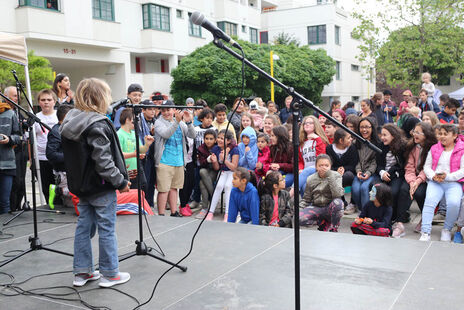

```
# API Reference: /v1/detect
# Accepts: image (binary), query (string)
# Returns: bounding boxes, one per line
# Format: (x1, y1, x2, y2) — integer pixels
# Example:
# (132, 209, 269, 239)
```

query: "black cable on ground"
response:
(132, 46, 247, 310)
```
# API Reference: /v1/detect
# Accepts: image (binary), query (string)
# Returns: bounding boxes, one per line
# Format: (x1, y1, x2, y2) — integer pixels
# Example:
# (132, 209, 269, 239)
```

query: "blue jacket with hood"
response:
(238, 127, 258, 170)
(228, 182, 260, 225)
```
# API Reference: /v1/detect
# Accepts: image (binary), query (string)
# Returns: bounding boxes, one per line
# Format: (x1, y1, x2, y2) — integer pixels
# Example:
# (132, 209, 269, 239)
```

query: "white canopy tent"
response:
(449, 87, 464, 100)
(0, 32, 46, 206)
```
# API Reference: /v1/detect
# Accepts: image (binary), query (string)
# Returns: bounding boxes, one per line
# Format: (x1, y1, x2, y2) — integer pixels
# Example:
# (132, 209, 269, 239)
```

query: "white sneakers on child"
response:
(419, 232, 431, 242)
(440, 229, 452, 242)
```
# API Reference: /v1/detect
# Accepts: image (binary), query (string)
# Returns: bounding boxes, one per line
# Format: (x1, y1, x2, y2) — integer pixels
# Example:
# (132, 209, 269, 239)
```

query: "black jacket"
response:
(326, 144, 359, 174)
(46, 124, 65, 172)
(260, 190, 293, 227)
(60, 109, 128, 197)
(375, 143, 405, 180)
(359, 201, 392, 230)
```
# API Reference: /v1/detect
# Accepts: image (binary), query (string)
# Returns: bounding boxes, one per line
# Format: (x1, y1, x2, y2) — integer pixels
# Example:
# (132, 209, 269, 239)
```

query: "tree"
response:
(0, 50, 54, 96)
(170, 40, 335, 108)
(273, 32, 300, 46)
(352, 0, 464, 93)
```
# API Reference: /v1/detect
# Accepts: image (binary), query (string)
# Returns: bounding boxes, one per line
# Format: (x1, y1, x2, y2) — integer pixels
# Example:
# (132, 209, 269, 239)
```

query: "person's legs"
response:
(222, 171, 234, 214)
(0, 174, 14, 214)
(396, 180, 412, 223)
(298, 167, 316, 195)
(284, 172, 294, 188)
(156, 164, 174, 214)
(168, 188, 179, 214)
(351, 176, 361, 207)
(93, 191, 119, 277)
(144, 157, 156, 207)
(359, 176, 374, 209)
(191, 167, 201, 204)
(421, 181, 444, 234)
(413, 183, 427, 212)
(73, 197, 97, 275)
(179, 162, 194, 208)
(324, 198, 344, 231)
(299, 205, 323, 227)
(39, 160, 55, 202)
(443, 182, 463, 232)
(209, 171, 226, 214)
(390, 178, 404, 222)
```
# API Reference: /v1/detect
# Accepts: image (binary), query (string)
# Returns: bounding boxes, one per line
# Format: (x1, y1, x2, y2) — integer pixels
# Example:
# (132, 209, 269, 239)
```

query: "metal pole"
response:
(270, 50, 275, 102)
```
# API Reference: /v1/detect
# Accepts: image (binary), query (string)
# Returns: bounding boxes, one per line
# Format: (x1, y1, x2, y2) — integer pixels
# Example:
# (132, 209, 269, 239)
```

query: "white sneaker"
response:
(99, 272, 130, 288)
(73, 270, 100, 287)
(440, 229, 452, 242)
(419, 232, 431, 242)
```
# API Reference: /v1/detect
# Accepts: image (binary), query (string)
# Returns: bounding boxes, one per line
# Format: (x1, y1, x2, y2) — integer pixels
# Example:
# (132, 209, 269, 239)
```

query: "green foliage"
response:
(352, 0, 464, 92)
(170, 40, 335, 108)
(273, 32, 301, 46)
(0, 50, 53, 95)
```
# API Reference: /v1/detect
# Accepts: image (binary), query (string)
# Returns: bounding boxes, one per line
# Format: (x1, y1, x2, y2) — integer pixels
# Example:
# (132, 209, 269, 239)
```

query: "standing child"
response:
(298, 115, 329, 195)
(351, 183, 392, 237)
(238, 126, 258, 171)
(269, 126, 294, 188)
(254, 133, 270, 181)
(421, 72, 435, 106)
(198, 129, 239, 221)
(299, 154, 344, 231)
(212, 103, 236, 139)
(61, 78, 130, 288)
(259, 171, 293, 227)
(196, 129, 218, 216)
(228, 167, 260, 224)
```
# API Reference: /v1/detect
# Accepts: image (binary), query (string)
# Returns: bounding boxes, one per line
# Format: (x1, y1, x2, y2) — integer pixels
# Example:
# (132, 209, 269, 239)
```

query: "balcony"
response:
(15, 5, 66, 37)
(92, 19, 121, 46)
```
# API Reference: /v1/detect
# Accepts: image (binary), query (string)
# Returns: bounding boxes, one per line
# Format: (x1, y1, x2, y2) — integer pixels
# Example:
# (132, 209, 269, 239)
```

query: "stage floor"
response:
(0, 208, 463, 310)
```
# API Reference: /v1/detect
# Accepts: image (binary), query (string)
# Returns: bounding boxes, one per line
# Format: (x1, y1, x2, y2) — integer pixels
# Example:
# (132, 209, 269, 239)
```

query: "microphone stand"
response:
(0, 91, 73, 268)
(3, 71, 64, 227)
(117, 104, 203, 272)
(211, 36, 382, 310)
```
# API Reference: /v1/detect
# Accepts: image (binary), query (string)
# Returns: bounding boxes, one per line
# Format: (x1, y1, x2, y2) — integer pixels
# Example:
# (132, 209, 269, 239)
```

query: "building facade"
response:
(1, 0, 373, 107)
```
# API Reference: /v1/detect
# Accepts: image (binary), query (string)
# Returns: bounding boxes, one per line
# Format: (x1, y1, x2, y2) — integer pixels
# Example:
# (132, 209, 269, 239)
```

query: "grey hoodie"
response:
(60, 109, 128, 195)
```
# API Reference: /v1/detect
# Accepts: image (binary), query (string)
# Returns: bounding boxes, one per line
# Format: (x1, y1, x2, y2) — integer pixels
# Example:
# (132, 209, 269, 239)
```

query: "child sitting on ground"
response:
(299, 154, 344, 232)
(255, 133, 270, 181)
(259, 171, 293, 227)
(228, 167, 260, 225)
(351, 183, 393, 237)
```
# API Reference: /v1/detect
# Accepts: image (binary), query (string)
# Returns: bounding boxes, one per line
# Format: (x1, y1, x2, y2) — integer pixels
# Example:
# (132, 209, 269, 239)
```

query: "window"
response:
(19, 0, 59, 10)
(92, 0, 114, 21)
(250, 27, 258, 44)
(242, 25, 247, 33)
(351, 96, 360, 102)
(260, 31, 268, 44)
(142, 4, 170, 31)
(188, 12, 201, 37)
(176, 9, 182, 18)
(307, 25, 326, 45)
(217, 21, 238, 37)
(351, 64, 359, 71)
(317, 0, 328, 4)
(336, 61, 341, 80)
(335, 25, 340, 45)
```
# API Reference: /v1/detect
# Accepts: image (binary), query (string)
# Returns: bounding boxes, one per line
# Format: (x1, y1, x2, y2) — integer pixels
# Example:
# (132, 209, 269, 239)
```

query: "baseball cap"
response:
(185, 97, 194, 105)
(249, 100, 258, 110)
(141, 99, 154, 106)
(162, 100, 174, 106)
(127, 83, 144, 94)
(402, 90, 412, 96)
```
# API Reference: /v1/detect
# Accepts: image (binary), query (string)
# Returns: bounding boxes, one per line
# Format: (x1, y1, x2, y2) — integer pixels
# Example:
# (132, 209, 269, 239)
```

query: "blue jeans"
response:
(351, 175, 374, 209)
(0, 174, 13, 214)
(73, 190, 119, 277)
(421, 181, 463, 234)
(298, 167, 316, 197)
(280, 172, 294, 188)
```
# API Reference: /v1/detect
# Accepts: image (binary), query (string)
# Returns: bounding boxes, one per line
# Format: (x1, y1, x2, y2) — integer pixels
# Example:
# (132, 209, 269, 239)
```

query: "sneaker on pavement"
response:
(195, 209, 207, 219)
(440, 228, 452, 242)
(453, 231, 463, 244)
(99, 272, 130, 288)
(392, 222, 406, 238)
(414, 220, 422, 233)
(206, 212, 214, 221)
(419, 232, 431, 242)
(49, 184, 56, 209)
(432, 213, 446, 224)
(73, 271, 100, 287)
(180, 205, 192, 217)
(170, 211, 182, 217)
(344, 204, 357, 215)
(223, 213, 228, 222)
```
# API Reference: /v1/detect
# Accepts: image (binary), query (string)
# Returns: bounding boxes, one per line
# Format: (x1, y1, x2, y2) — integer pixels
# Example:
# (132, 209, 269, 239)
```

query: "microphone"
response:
(190, 11, 242, 50)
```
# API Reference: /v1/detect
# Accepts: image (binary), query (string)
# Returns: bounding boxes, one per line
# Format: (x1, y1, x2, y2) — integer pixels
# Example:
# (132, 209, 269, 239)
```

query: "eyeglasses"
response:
(410, 130, 424, 136)
(360, 126, 372, 130)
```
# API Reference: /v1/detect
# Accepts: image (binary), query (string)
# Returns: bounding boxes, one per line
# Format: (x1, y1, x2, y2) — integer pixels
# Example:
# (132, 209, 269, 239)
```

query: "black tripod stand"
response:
(0, 91, 73, 268)
(3, 71, 64, 226)
(118, 104, 187, 272)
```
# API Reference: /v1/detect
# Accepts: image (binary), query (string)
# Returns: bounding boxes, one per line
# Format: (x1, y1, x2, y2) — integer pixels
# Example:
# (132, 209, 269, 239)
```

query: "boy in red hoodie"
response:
(255, 133, 270, 181)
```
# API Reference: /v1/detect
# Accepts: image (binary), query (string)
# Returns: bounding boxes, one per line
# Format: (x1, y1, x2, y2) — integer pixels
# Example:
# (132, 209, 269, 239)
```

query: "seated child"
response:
(255, 133, 270, 180)
(228, 167, 260, 224)
(299, 154, 344, 231)
(324, 120, 337, 144)
(249, 100, 264, 131)
(351, 183, 392, 237)
(238, 126, 258, 171)
(259, 171, 293, 227)
(197, 129, 218, 214)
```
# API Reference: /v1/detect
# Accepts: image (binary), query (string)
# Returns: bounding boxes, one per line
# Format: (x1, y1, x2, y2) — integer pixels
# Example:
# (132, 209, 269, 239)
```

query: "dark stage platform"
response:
(0, 209, 463, 310)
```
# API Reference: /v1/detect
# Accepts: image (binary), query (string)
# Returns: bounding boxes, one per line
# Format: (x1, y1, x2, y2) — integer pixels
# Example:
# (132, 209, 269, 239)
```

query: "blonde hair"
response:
(264, 114, 281, 126)
(422, 111, 439, 126)
(409, 107, 420, 117)
(422, 72, 431, 80)
(299, 115, 329, 145)
(75, 78, 112, 114)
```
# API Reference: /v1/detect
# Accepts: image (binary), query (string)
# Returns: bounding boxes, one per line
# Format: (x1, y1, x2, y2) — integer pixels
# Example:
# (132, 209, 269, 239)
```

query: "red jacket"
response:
(298, 137, 326, 170)
(255, 146, 270, 179)
(269, 143, 293, 173)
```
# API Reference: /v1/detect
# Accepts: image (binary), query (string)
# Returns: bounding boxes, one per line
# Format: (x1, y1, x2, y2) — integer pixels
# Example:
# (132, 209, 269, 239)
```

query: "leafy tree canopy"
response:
(0, 50, 54, 98)
(170, 40, 335, 108)
(273, 32, 300, 46)
(352, 0, 464, 93)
